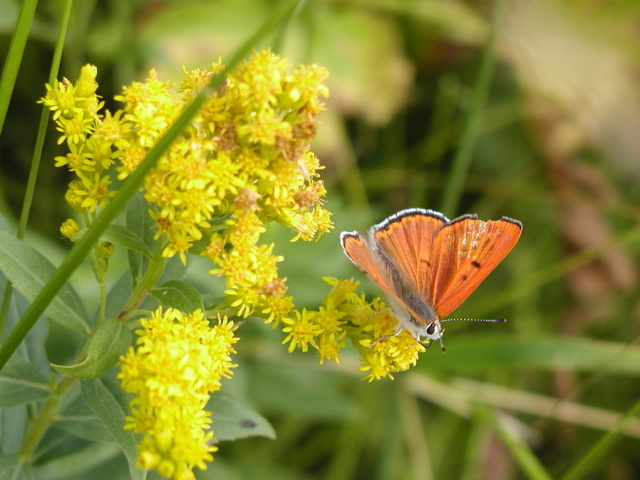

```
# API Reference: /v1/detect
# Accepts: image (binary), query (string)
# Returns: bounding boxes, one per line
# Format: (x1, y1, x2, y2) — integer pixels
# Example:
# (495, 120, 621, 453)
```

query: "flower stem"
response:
(19, 375, 76, 460)
(119, 244, 167, 321)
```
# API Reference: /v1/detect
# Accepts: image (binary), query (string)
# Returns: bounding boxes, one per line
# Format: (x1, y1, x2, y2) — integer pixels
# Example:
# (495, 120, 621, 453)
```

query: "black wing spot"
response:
(471, 261, 481, 269)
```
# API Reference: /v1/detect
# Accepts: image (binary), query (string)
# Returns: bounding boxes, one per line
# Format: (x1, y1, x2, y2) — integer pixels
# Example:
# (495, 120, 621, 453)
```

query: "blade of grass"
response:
(453, 378, 640, 439)
(402, 372, 640, 438)
(0, 0, 38, 133)
(0, 0, 303, 371)
(404, 373, 551, 479)
(440, 0, 506, 216)
(18, 0, 73, 240)
(397, 389, 434, 480)
(475, 405, 553, 480)
(0, 0, 74, 340)
(271, 0, 308, 53)
(559, 397, 640, 480)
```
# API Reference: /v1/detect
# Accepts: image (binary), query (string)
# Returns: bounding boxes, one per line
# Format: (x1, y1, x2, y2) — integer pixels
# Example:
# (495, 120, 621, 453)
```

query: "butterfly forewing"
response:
(340, 232, 398, 298)
(371, 209, 447, 296)
(430, 216, 522, 318)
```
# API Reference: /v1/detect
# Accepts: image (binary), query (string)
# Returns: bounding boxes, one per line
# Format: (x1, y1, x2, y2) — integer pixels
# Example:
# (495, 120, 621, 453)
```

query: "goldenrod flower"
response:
(281, 309, 321, 353)
(64, 180, 87, 212)
(96, 241, 114, 259)
(55, 112, 94, 146)
(60, 219, 80, 240)
(119, 308, 237, 479)
(314, 306, 347, 363)
(281, 278, 426, 381)
(41, 64, 115, 219)
(54, 150, 90, 173)
(77, 174, 114, 213)
(260, 288, 295, 325)
(40, 79, 82, 121)
(75, 63, 99, 99)
(42, 52, 332, 330)
(44, 55, 413, 387)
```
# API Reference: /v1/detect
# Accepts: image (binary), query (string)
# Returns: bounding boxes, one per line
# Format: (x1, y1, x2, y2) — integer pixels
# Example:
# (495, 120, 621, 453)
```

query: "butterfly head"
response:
(415, 319, 446, 352)
(422, 320, 444, 341)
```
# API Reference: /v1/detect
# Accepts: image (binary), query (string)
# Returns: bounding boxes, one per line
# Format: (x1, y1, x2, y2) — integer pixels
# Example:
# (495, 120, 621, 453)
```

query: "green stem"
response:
(96, 256, 107, 327)
(119, 244, 167, 321)
(19, 375, 76, 460)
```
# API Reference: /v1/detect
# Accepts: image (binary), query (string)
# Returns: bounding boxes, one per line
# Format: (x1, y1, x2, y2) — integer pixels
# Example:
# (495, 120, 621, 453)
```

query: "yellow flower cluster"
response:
(188, 51, 332, 321)
(41, 50, 333, 325)
(40, 64, 116, 216)
(118, 307, 237, 480)
(283, 278, 425, 381)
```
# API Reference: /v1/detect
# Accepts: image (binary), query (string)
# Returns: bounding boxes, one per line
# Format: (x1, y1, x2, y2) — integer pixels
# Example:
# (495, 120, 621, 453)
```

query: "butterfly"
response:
(340, 208, 522, 350)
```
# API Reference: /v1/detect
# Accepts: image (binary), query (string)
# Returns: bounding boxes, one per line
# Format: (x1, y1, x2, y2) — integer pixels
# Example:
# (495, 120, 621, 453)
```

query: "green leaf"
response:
(207, 395, 275, 441)
(103, 225, 152, 257)
(247, 361, 355, 420)
(1, 405, 28, 453)
(9, 293, 50, 375)
(56, 392, 114, 443)
(52, 318, 132, 380)
(0, 355, 51, 407)
(419, 335, 640, 374)
(0, 230, 91, 335)
(0, 454, 33, 480)
(126, 191, 154, 286)
(149, 280, 205, 313)
(104, 272, 133, 320)
(81, 375, 145, 480)
(32, 443, 123, 480)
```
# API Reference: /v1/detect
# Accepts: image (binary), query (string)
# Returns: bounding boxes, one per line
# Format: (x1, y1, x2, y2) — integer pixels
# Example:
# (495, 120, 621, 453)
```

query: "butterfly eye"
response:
(426, 324, 436, 335)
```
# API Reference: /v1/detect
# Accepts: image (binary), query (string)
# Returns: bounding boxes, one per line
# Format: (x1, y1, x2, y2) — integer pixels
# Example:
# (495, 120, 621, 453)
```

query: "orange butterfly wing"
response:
(342, 209, 449, 328)
(370, 208, 447, 297)
(340, 231, 398, 298)
(430, 216, 522, 318)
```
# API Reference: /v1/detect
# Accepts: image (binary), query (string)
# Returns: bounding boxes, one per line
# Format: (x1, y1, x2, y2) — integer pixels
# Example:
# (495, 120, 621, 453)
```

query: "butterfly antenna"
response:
(440, 318, 507, 324)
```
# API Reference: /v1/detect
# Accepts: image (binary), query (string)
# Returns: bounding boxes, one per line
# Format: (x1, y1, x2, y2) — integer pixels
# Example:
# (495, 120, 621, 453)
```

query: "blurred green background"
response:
(2, 0, 640, 479)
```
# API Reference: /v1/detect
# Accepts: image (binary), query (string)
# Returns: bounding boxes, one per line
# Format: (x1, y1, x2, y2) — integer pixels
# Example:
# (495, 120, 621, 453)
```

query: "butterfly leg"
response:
(369, 326, 404, 346)
(368, 308, 391, 318)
